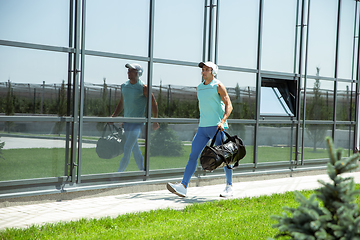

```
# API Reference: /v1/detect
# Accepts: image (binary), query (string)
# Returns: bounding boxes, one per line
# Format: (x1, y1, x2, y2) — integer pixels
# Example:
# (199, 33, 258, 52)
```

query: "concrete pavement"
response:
(1, 172, 360, 230)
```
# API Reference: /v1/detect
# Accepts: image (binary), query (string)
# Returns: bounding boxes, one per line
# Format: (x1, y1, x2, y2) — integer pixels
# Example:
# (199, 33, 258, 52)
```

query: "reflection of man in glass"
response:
(111, 63, 159, 172)
(167, 61, 234, 198)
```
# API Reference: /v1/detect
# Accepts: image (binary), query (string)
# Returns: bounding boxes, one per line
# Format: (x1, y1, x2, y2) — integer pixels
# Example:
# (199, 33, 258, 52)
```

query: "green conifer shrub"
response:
(150, 123, 184, 157)
(271, 137, 360, 240)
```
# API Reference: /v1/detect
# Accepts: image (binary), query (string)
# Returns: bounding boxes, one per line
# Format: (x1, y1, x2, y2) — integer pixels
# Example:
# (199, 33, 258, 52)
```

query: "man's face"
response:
(202, 65, 213, 80)
(127, 68, 138, 80)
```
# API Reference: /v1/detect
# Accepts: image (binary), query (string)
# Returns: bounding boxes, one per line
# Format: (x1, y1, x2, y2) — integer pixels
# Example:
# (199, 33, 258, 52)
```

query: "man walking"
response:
(167, 61, 234, 197)
(111, 63, 159, 172)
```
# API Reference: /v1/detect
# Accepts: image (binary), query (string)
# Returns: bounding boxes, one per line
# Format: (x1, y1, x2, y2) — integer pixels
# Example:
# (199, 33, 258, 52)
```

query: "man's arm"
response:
(217, 83, 233, 131)
(143, 85, 159, 130)
(151, 94, 159, 118)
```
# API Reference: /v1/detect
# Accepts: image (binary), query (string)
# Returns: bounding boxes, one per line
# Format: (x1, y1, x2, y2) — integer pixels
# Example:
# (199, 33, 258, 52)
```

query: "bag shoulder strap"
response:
(111, 124, 120, 132)
(102, 123, 110, 137)
(223, 131, 231, 139)
(102, 123, 121, 137)
(210, 129, 226, 147)
(210, 129, 220, 147)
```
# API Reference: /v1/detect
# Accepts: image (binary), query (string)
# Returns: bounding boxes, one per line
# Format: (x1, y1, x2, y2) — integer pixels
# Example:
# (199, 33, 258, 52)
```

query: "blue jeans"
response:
(117, 123, 144, 172)
(181, 126, 233, 187)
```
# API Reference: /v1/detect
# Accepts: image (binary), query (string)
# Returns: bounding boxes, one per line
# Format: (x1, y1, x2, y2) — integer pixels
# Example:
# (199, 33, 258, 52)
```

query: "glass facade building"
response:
(0, 0, 359, 197)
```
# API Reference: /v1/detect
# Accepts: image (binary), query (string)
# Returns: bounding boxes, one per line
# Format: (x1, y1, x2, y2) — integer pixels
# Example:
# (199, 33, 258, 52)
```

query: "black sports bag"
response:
(96, 123, 125, 159)
(200, 129, 246, 171)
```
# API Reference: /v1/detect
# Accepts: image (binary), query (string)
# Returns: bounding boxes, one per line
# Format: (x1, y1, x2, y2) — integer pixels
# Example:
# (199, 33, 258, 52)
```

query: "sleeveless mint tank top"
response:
(197, 79, 228, 128)
(122, 79, 146, 117)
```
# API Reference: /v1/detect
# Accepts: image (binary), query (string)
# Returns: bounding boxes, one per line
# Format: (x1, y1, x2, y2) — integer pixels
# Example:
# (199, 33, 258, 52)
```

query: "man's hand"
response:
(152, 122, 159, 131)
(217, 122, 225, 132)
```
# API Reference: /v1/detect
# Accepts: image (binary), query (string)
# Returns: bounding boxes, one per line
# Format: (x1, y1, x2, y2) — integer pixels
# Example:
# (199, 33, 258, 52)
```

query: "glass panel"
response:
(84, 56, 148, 85)
(338, 0, 356, 79)
(81, 121, 145, 174)
(85, 0, 149, 56)
(0, 46, 69, 84)
(305, 78, 334, 120)
(336, 81, 356, 121)
(0, 121, 70, 181)
(84, 56, 149, 117)
(0, 46, 69, 115)
(153, 0, 204, 61)
(307, 0, 338, 77)
(217, 0, 259, 69)
(0, 81, 69, 116)
(0, 0, 69, 46)
(257, 124, 296, 163)
(152, 63, 200, 118)
(83, 83, 120, 117)
(335, 124, 354, 157)
(227, 123, 254, 164)
(303, 124, 332, 160)
(261, 0, 297, 73)
(219, 71, 256, 120)
(149, 122, 195, 170)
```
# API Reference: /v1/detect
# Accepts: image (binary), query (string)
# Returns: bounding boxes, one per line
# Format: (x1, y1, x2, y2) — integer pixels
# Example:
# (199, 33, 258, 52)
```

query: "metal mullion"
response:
(355, 1, 360, 152)
(294, 0, 301, 74)
(227, 119, 257, 124)
(332, 0, 341, 142)
(70, 0, 82, 183)
(300, 0, 311, 165)
(254, 0, 264, 168)
(304, 120, 335, 125)
(306, 75, 336, 81)
(208, 0, 213, 61)
(352, 1, 359, 83)
(214, 0, 219, 64)
(217, 65, 258, 74)
(76, 0, 87, 184)
(84, 49, 149, 62)
(0, 116, 73, 122)
(259, 120, 298, 125)
(152, 58, 198, 67)
(202, 0, 208, 62)
(336, 121, 355, 125)
(337, 77, 356, 82)
(82, 116, 146, 123)
(145, 0, 155, 177)
(261, 70, 298, 79)
(0, 39, 75, 53)
(65, 0, 75, 178)
(83, 51, 200, 68)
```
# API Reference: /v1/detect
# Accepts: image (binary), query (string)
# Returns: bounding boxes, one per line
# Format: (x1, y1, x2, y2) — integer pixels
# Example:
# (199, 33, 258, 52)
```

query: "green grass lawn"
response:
(0, 145, 333, 181)
(1, 186, 360, 240)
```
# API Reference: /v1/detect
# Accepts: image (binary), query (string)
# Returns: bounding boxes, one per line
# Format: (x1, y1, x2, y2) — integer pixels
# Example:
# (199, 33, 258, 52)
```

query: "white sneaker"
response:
(167, 182, 187, 197)
(220, 185, 233, 198)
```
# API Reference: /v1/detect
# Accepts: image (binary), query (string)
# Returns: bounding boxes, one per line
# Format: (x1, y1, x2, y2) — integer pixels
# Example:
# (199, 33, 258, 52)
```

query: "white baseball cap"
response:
(125, 63, 143, 77)
(198, 61, 218, 76)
